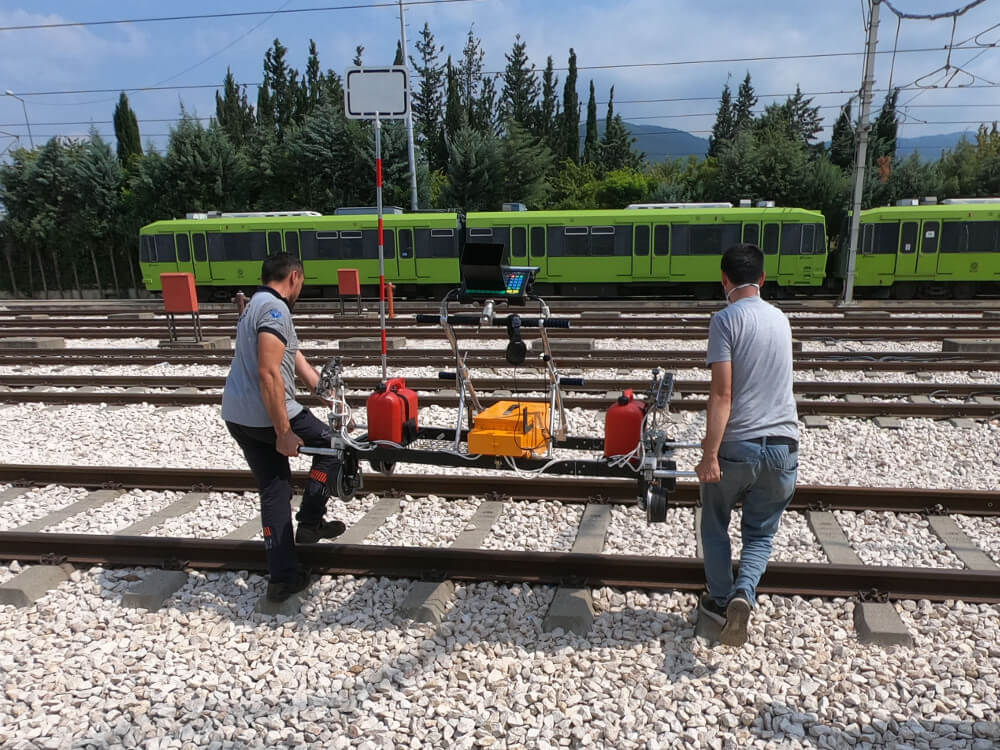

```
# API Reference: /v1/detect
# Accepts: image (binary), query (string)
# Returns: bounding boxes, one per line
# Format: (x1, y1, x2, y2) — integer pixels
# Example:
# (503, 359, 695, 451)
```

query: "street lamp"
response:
(4, 90, 34, 149)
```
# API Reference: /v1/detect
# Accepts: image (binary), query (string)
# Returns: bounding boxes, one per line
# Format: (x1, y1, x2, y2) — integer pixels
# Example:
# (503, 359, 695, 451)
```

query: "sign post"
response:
(345, 66, 410, 382)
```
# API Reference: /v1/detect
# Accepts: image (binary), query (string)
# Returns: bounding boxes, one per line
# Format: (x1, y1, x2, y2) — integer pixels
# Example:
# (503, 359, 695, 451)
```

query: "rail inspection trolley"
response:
(301, 242, 697, 523)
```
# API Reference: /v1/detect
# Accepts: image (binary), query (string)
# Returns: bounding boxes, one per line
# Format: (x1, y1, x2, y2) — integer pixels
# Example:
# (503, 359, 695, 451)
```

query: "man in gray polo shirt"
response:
(695, 243, 799, 646)
(222, 253, 345, 602)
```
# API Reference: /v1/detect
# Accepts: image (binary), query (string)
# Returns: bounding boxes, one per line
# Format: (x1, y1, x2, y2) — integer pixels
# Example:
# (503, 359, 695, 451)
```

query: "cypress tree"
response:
(112, 92, 142, 167)
(215, 69, 255, 150)
(538, 56, 559, 148)
(734, 72, 757, 134)
(458, 27, 485, 126)
(599, 86, 643, 172)
(306, 40, 322, 110)
(707, 83, 734, 158)
(830, 99, 855, 169)
(501, 34, 540, 128)
(872, 88, 899, 162)
(444, 57, 466, 145)
(560, 49, 580, 163)
(582, 80, 599, 165)
(393, 40, 404, 66)
(410, 23, 446, 170)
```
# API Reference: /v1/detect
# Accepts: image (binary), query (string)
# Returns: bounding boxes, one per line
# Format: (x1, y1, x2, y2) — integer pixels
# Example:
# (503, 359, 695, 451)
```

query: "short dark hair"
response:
(261, 253, 303, 284)
(721, 244, 764, 285)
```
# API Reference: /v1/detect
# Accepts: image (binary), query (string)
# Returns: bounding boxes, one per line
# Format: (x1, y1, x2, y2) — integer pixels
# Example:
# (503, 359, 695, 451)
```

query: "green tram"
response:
(833, 199, 1000, 298)
(139, 204, 828, 299)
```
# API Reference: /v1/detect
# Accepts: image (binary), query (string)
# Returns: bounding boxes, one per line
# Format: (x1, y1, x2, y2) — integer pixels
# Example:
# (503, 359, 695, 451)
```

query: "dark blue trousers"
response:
(226, 408, 341, 582)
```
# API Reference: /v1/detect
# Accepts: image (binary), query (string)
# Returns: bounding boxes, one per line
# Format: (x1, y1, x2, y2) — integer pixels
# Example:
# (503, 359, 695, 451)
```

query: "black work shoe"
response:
(295, 519, 347, 544)
(720, 591, 752, 646)
(265, 568, 312, 603)
(699, 592, 728, 627)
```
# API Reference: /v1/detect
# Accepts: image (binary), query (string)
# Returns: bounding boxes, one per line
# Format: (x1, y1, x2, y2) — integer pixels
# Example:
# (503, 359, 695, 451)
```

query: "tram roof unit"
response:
(862, 200, 1000, 221)
(142, 211, 460, 234)
(467, 205, 824, 225)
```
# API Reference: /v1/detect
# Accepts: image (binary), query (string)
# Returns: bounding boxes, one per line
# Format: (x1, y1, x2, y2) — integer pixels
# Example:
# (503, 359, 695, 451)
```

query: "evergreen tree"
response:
(473, 74, 500, 136)
(830, 99, 855, 169)
(707, 83, 735, 158)
(444, 57, 466, 145)
(393, 40, 404, 66)
(458, 26, 485, 126)
(538, 56, 559, 148)
(410, 23, 446, 170)
(734, 72, 757, 134)
(560, 49, 580, 163)
(582, 80, 599, 165)
(787, 85, 823, 145)
(259, 39, 304, 141)
(439, 126, 503, 210)
(500, 34, 539, 128)
(306, 40, 322, 110)
(872, 88, 899, 162)
(112, 92, 142, 167)
(599, 87, 643, 173)
(215, 69, 256, 150)
(500, 121, 551, 207)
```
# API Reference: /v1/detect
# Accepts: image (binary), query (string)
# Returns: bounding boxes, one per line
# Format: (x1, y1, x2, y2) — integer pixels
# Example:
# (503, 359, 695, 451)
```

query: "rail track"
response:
(1, 348, 998, 372)
(1, 468, 997, 603)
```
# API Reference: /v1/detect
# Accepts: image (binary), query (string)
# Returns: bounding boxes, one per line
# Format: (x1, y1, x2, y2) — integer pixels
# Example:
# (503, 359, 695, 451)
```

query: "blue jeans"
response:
(700, 438, 798, 608)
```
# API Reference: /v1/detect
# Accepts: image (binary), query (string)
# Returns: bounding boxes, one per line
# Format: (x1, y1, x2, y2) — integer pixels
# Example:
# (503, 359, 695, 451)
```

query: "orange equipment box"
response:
(468, 400, 551, 458)
(160, 273, 199, 314)
(337, 268, 361, 296)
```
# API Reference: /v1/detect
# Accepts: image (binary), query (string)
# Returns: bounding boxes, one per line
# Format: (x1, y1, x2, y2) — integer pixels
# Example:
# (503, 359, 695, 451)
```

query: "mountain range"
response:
(609, 122, 979, 164)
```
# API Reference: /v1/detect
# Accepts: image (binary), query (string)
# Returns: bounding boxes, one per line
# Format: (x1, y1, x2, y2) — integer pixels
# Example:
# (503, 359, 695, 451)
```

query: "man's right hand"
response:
(276, 429, 304, 457)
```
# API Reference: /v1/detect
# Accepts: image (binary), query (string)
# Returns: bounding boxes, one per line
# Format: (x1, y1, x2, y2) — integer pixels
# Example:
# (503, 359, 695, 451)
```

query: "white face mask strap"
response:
(725, 282, 760, 302)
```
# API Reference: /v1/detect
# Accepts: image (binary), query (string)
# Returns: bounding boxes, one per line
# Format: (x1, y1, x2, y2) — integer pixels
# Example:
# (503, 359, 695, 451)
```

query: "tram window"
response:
(213, 232, 267, 261)
(921, 222, 939, 254)
(176, 234, 191, 262)
(780, 224, 802, 254)
(248, 232, 267, 260)
(530, 226, 545, 257)
(688, 224, 740, 255)
(653, 225, 669, 256)
(613, 225, 632, 256)
(299, 231, 319, 260)
(419, 228, 458, 258)
(398, 229, 413, 259)
(814, 223, 827, 253)
(591, 226, 615, 256)
(207, 233, 226, 261)
(967, 221, 999, 252)
(511, 227, 527, 257)
(901, 222, 919, 254)
(872, 223, 899, 254)
(468, 227, 493, 239)
(861, 224, 874, 255)
(634, 226, 650, 256)
(563, 226, 589, 256)
(154, 234, 176, 262)
(319, 231, 344, 260)
(140, 236, 153, 263)
(671, 225, 689, 254)
(380, 229, 396, 259)
(193, 234, 207, 262)
(762, 224, 779, 255)
(340, 231, 365, 260)
(801, 224, 815, 255)
(284, 231, 299, 258)
(267, 231, 282, 254)
(743, 223, 759, 247)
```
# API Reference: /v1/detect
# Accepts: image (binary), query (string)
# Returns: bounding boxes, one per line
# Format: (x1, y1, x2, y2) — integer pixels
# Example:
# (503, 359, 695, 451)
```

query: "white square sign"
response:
(344, 66, 410, 119)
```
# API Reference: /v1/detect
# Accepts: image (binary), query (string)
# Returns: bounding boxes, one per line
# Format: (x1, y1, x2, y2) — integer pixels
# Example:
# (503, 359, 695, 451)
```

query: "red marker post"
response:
(344, 66, 411, 383)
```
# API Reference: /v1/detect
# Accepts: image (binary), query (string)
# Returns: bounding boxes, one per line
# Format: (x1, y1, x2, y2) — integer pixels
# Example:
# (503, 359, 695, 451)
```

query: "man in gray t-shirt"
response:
(695, 243, 799, 646)
(222, 253, 346, 603)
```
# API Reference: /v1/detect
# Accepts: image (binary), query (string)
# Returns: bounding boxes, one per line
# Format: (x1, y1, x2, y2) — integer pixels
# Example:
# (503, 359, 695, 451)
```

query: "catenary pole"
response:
(399, 0, 419, 211)
(841, 0, 881, 305)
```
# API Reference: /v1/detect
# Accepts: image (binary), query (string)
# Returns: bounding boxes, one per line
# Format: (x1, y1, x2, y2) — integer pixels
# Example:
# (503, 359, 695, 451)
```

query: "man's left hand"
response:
(695, 455, 722, 484)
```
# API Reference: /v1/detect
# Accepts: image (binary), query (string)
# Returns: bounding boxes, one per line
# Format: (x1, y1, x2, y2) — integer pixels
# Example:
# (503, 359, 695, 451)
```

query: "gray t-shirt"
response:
(221, 287, 303, 428)
(705, 296, 798, 443)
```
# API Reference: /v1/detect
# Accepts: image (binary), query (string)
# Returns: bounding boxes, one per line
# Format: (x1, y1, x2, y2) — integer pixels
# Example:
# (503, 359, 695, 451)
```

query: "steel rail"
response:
(0, 531, 996, 602)
(0, 464, 996, 515)
(2, 324, 997, 340)
(3, 389, 997, 418)
(2, 374, 998, 399)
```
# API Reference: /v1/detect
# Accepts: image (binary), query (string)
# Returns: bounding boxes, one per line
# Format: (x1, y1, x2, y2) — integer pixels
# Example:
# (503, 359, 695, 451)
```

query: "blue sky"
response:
(1, 0, 998, 158)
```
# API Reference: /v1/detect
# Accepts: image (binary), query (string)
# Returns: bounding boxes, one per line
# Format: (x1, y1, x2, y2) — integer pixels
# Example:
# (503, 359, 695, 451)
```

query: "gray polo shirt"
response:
(222, 286, 303, 428)
(705, 295, 798, 443)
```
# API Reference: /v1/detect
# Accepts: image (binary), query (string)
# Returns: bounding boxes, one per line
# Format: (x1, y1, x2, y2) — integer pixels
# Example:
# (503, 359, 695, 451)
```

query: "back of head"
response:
(261, 253, 303, 284)
(721, 244, 764, 284)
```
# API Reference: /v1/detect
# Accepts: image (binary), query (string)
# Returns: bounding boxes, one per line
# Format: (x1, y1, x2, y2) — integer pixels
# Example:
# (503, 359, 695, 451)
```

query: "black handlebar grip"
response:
(438, 371, 457, 380)
(415, 314, 440, 324)
(558, 377, 586, 386)
(446, 314, 483, 326)
(542, 318, 572, 329)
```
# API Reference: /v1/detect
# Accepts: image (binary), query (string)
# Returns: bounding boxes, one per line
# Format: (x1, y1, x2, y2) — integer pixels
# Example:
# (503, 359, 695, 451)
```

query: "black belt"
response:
(746, 436, 798, 452)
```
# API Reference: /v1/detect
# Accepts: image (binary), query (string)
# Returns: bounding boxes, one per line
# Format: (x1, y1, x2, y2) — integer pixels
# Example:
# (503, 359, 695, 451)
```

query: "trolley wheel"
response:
(369, 459, 396, 475)
(335, 466, 356, 501)
(646, 487, 668, 524)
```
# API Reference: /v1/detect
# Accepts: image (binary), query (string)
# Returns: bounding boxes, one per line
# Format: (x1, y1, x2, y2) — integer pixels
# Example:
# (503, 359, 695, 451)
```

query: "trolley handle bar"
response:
(414, 313, 571, 328)
(438, 371, 457, 380)
(558, 377, 586, 386)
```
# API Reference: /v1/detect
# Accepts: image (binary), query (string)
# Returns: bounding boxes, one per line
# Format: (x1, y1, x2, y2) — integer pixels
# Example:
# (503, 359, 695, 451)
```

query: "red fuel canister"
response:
(603, 389, 646, 458)
(367, 377, 419, 445)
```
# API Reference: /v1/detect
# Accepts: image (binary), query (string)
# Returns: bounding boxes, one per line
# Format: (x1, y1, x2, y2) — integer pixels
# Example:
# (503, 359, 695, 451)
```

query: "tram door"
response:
(632, 225, 653, 280)
(894, 221, 919, 277)
(190, 232, 214, 280)
(917, 221, 940, 275)
(397, 229, 417, 280)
